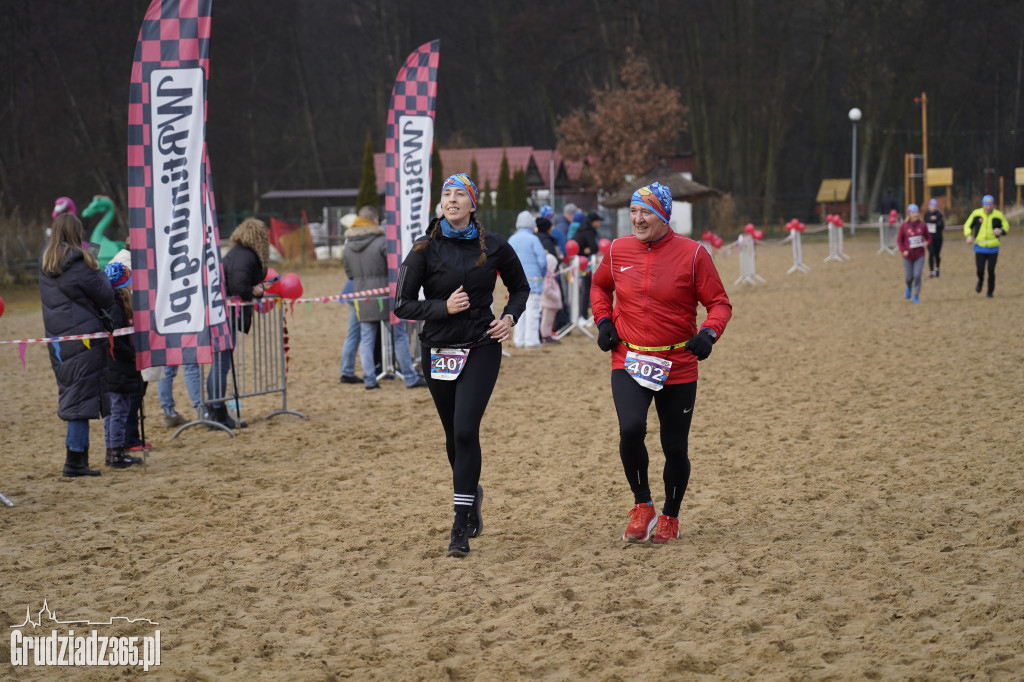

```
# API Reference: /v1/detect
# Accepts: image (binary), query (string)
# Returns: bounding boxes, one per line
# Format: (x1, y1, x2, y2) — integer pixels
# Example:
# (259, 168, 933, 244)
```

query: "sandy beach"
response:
(1, 229, 1022, 680)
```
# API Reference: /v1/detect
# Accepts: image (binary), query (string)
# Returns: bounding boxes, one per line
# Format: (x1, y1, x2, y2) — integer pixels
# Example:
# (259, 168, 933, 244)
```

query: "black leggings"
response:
(975, 251, 998, 295)
(927, 233, 943, 272)
(610, 370, 696, 518)
(421, 342, 502, 505)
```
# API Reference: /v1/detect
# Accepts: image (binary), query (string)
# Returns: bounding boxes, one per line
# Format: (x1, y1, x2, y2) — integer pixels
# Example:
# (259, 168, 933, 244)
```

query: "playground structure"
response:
(80, 195, 125, 268)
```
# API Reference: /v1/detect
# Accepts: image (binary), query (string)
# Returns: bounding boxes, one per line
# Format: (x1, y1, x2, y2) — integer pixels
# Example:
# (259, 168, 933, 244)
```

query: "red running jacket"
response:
(590, 232, 732, 384)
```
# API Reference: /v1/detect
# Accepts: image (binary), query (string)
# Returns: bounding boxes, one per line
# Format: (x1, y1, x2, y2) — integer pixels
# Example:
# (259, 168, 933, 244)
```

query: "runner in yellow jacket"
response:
(963, 195, 1008, 297)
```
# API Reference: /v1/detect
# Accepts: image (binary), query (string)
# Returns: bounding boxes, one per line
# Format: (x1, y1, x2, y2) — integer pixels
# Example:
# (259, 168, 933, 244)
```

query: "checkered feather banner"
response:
(384, 41, 440, 315)
(127, 0, 230, 370)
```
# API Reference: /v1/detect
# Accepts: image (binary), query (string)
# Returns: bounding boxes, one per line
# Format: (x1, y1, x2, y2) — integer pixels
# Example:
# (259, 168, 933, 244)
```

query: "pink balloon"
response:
(753, 229, 764, 240)
(577, 256, 590, 272)
(744, 223, 756, 234)
(701, 230, 714, 242)
(565, 239, 580, 258)
(796, 222, 806, 232)
(598, 238, 612, 255)
(711, 235, 724, 249)
(277, 273, 303, 300)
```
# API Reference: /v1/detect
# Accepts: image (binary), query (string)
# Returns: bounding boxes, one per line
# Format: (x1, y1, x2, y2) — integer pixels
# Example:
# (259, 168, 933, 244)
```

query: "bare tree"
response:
(557, 51, 687, 191)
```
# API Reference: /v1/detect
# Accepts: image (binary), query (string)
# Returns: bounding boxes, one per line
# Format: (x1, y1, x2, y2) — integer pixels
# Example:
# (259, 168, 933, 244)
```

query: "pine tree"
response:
(470, 159, 480, 186)
(496, 151, 512, 210)
(355, 130, 379, 211)
(512, 169, 527, 211)
(481, 179, 494, 212)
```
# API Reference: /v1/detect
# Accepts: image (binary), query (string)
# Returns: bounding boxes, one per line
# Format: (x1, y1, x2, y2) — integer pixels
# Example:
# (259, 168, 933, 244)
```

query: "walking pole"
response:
(229, 346, 243, 426)
(137, 375, 148, 467)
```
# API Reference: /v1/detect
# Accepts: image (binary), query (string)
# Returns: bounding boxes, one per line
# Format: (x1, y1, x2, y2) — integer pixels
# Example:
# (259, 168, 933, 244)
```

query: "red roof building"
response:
(373, 146, 587, 193)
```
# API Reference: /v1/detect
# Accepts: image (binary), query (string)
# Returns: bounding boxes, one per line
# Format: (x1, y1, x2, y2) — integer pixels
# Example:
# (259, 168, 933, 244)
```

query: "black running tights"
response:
(610, 370, 696, 518)
(422, 342, 502, 502)
(927, 233, 943, 272)
(975, 251, 998, 295)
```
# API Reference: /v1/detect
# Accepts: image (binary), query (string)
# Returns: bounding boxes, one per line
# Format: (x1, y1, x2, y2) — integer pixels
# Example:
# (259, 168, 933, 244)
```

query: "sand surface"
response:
(1, 230, 1022, 680)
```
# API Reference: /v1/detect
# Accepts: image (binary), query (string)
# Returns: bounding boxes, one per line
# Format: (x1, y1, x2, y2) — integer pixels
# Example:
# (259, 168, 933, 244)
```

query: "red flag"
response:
(127, 0, 229, 368)
(383, 41, 440, 321)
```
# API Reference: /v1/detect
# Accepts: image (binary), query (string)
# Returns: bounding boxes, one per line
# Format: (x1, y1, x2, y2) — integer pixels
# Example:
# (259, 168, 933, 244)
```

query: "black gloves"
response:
(684, 328, 716, 361)
(596, 319, 620, 352)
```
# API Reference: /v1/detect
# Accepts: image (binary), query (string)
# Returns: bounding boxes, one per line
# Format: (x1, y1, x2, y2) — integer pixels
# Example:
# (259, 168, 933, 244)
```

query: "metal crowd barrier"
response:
(172, 295, 305, 438)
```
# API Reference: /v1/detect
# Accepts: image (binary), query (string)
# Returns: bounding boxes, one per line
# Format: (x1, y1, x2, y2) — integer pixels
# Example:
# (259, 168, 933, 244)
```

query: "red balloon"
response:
(701, 230, 714, 241)
(264, 267, 282, 294)
(277, 272, 303, 300)
(577, 256, 590, 272)
(796, 222, 806, 232)
(753, 229, 764, 240)
(744, 223, 756, 234)
(598, 238, 612, 255)
(711, 235, 724, 249)
(0, 295, 4, 318)
(565, 240, 580, 258)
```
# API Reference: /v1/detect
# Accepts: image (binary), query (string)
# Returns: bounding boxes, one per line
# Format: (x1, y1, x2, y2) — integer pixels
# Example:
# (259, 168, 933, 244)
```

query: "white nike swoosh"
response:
(620, 266, 634, 272)
(683, 408, 693, 413)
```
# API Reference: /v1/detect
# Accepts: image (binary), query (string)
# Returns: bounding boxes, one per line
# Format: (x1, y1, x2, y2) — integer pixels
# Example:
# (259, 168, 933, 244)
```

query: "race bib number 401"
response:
(624, 351, 672, 391)
(430, 348, 470, 381)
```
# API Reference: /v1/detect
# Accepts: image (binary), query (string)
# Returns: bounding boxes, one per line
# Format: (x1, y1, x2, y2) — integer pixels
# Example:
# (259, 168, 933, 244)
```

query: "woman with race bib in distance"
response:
(897, 204, 931, 303)
(590, 182, 732, 545)
(394, 173, 529, 558)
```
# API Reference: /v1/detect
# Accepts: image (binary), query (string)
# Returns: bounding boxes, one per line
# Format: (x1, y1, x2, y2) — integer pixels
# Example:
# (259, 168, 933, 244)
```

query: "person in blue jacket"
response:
(507, 210, 548, 348)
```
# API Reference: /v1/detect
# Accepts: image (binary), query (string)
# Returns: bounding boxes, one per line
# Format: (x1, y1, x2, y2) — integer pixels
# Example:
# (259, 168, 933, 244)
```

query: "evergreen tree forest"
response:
(2, 0, 1023, 230)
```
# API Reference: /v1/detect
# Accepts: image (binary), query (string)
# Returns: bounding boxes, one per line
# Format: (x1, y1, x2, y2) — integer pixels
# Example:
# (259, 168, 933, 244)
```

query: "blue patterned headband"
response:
(630, 182, 672, 224)
(441, 173, 478, 210)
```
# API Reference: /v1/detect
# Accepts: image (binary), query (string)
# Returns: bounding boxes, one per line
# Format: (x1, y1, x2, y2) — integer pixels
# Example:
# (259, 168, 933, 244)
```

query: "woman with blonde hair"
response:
(39, 213, 117, 477)
(207, 218, 269, 428)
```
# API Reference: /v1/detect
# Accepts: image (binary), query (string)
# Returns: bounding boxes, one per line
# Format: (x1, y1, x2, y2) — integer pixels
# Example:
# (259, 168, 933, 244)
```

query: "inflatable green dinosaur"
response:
(81, 195, 125, 268)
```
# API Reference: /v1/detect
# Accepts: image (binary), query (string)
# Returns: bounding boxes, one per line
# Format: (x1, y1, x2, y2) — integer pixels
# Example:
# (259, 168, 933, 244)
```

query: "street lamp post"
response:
(849, 107, 862, 235)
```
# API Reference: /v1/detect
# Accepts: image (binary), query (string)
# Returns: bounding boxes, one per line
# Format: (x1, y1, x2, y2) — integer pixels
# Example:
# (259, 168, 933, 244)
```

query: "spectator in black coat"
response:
(573, 212, 603, 321)
(535, 217, 562, 262)
(39, 214, 116, 477)
(207, 218, 269, 429)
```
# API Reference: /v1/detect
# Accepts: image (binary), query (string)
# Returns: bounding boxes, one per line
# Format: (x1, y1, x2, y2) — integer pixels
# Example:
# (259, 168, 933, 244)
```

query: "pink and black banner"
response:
(127, 0, 230, 370)
(383, 40, 440, 308)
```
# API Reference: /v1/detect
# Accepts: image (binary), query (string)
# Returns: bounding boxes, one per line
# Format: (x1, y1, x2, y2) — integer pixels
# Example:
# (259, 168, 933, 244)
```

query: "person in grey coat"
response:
(39, 214, 117, 477)
(342, 206, 425, 390)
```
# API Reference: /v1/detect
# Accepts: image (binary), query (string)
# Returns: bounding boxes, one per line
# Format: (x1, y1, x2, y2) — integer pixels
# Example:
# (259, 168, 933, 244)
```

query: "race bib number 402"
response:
(624, 351, 672, 391)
